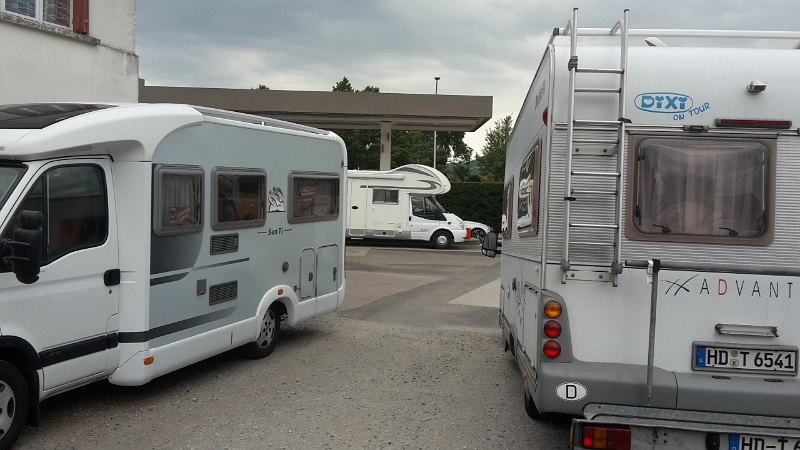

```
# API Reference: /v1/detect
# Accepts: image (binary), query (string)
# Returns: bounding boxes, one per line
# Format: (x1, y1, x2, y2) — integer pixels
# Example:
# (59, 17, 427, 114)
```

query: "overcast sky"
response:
(136, 0, 799, 155)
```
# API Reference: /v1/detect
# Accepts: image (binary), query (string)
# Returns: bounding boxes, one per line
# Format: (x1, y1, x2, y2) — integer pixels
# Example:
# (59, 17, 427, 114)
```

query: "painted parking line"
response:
(448, 278, 500, 308)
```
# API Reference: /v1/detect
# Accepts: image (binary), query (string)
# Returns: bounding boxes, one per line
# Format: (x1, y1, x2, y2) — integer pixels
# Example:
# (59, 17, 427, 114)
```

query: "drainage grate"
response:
(209, 281, 238, 305)
(210, 234, 239, 255)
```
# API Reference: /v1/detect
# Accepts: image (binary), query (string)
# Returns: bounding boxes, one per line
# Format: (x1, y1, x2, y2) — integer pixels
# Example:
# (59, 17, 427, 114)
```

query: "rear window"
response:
(0, 104, 114, 129)
(627, 136, 774, 245)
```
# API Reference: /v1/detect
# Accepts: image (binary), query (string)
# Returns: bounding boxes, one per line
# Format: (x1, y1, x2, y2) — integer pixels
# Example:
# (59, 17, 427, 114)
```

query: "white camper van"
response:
(482, 9, 800, 449)
(346, 164, 467, 249)
(0, 103, 346, 447)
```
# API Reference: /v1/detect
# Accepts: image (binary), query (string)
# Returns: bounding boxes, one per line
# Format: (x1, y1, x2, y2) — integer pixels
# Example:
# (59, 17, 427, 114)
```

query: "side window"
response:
(152, 165, 204, 236)
(288, 173, 340, 223)
(518, 136, 542, 236)
(212, 168, 266, 231)
(372, 188, 399, 204)
(1, 164, 107, 271)
(501, 176, 514, 240)
(411, 196, 444, 221)
(628, 136, 773, 245)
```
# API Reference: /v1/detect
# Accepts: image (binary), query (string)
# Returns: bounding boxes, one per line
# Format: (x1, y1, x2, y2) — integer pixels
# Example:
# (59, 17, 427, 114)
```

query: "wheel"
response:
(237, 306, 281, 359)
(430, 231, 453, 249)
(0, 361, 29, 450)
(524, 388, 547, 420)
(472, 228, 486, 243)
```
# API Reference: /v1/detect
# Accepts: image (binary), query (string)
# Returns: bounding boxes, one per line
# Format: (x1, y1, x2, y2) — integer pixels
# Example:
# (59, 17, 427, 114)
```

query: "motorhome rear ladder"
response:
(560, 8, 629, 287)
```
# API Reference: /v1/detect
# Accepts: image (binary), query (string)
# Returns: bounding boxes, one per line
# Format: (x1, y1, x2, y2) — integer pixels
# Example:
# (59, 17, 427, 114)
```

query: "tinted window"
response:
(288, 174, 339, 223)
(153, 165, 204, 236)
(212, 168, 266, 230)
(0, 104, 113, 129)
(372, 189, 399, 204)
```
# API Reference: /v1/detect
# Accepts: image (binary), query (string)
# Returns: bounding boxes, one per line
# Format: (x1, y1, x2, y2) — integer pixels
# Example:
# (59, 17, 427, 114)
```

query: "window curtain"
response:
(637, 140, 766, 237)
(44, 0, 70, 26)
(162, 174, 202, 227)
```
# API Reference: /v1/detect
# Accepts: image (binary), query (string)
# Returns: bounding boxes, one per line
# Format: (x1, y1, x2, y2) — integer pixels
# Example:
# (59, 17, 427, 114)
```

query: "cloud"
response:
(136, 0, 800, 153)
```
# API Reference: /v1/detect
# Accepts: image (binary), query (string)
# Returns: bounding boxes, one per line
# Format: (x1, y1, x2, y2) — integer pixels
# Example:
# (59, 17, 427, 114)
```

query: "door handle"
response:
(104, 269, 121, 286)
(308, 272, 314, 282)
(352, 206, 359, 209)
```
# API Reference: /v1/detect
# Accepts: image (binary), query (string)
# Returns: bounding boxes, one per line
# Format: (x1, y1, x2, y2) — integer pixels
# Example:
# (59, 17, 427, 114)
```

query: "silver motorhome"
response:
(0, 103, 346, 447)
(482, 9, 800, 449)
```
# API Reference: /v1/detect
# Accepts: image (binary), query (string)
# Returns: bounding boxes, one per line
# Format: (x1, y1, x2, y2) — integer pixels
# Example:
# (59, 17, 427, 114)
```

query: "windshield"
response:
(431, 196, 447, 213)
(0, 165, 26, 211)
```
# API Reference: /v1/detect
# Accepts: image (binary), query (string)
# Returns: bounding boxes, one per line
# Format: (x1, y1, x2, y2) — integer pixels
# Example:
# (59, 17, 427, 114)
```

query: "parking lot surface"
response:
(15, 242, 570, 449)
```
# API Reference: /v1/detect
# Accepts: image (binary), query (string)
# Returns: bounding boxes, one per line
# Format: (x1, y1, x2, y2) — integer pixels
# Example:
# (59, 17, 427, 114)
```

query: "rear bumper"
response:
(534, 359, 800, 418)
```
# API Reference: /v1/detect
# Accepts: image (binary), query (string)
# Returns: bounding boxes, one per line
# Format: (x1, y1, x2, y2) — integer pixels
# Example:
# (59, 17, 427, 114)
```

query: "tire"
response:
(0, 361, 29, 450)
(524, 388, 547, 420)
(237, 306, 281, 359)
(472, 228, 486, 243)
(430, 231, 453, 249)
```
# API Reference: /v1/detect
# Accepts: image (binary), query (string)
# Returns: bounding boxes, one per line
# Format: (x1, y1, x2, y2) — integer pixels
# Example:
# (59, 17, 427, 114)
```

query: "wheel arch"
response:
(0, 336, 42, 427)
(254, 286, 298, 338)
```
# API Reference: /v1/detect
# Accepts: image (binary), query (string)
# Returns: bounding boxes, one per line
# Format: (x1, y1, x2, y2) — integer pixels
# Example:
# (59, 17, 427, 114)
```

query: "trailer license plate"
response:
(729, 433, 800, 450)
(695, 346, 797, 373)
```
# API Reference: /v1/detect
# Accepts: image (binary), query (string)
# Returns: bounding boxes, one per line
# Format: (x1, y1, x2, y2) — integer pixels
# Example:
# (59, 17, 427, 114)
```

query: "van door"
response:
(347, 179, 367, 236)
(315, 244, 339, 315)
(409, 196, 444, 240)
(299, 247, 316, 299)
(0, 159, 119, 390)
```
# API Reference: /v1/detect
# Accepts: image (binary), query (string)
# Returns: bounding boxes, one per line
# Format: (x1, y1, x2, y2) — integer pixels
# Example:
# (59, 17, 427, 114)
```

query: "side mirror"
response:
(3, 210, 44, 284)
(481, 231, 500, 258)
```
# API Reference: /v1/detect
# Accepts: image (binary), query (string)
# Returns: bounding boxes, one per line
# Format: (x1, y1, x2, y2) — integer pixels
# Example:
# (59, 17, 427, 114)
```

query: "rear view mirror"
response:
(481, 231, 500, 258)
(3, 210, 44, 284)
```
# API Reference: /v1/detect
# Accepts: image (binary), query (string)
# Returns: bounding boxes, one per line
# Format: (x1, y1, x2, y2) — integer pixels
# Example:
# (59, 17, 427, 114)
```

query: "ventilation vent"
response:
(210, 234, 239, 255)
(209, 281, 238, 305)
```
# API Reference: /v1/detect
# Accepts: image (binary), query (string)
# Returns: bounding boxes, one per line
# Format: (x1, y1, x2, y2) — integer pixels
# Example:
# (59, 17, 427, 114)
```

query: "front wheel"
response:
(430, 231, 453, 249)
(472, 228, 486, 243)
(0, 361, 29, 450)
(237, 306, 281, 359)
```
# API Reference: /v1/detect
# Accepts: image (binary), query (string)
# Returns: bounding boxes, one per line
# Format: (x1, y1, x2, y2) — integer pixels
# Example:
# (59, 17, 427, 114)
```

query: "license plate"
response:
(695, 345, 797, 374)
(729, 433, 800, 450)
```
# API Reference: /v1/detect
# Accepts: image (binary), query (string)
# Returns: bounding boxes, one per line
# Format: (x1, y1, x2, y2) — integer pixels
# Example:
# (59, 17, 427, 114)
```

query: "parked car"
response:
(464, 220, 492, 242)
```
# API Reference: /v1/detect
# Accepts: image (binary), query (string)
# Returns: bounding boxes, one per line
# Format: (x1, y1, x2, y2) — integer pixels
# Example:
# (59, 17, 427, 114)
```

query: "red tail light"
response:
(581, 425, 631, 450)
(542, 107, 549, 125)
(543, 340, 561, 358)
(544, 320, 562, 338)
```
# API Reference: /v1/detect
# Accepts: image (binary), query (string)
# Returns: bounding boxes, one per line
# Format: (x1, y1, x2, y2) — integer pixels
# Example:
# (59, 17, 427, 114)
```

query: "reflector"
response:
(544, 320, 562, 338)
(715, 118, 791, 129)
(543, 340, 561, 358)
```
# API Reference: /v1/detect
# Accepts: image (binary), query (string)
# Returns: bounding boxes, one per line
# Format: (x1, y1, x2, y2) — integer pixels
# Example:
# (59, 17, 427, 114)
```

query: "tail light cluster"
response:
(543, 300, 563, 359)
(579, 425, 632, 450)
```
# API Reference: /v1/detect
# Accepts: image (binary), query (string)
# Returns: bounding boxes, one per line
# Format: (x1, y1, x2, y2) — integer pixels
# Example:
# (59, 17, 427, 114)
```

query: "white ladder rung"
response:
(570, 223, 619, 230)
(570, 241, 616, 247)
(573, 119, 623, 126)
(575, 68, 624, 74)
(573, 138, 619, 145)
(571, 171, 620, 177)
(575, 88, 621, 94)
(571, 189, 618, 196)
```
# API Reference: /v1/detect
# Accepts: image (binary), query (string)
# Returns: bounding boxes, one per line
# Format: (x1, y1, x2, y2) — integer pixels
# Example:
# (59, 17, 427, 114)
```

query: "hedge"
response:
(437, 182, 503, 232)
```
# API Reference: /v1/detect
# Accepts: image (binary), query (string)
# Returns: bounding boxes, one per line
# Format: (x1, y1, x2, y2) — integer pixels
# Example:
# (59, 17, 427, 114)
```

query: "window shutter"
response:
(72, 0, 89, 34)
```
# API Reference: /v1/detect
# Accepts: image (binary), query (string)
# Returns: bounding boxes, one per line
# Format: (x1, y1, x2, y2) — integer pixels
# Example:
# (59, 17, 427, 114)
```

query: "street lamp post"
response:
(433, 77, 440, 169)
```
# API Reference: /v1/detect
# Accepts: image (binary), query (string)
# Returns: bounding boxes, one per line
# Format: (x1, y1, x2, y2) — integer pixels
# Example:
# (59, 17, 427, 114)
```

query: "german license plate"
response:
(695, 345, 797, 374)
(729, 433, 800, 450)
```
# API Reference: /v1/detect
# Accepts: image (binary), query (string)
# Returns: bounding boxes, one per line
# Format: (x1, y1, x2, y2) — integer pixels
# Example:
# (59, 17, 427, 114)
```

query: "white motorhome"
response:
(346, 164, 467, 249)
(482, 9, 800, 449)
(0, 103, 346, 447)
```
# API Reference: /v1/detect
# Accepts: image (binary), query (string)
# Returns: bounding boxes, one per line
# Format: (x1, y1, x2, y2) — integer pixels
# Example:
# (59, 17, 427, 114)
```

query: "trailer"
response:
(0, 103, 346, 447)
(481, 9, 800, 450)
(346, 164, 467, 249)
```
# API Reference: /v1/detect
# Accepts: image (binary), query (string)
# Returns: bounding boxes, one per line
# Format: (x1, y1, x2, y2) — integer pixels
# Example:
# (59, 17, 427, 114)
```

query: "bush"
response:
(438, 182, 503, 231)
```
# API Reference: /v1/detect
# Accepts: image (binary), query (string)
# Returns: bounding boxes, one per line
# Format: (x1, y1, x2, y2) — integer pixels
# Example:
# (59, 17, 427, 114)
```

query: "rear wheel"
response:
(0, 361, 29, 450)
(431, 231, 453, 249)
(237, 306, 281, 359)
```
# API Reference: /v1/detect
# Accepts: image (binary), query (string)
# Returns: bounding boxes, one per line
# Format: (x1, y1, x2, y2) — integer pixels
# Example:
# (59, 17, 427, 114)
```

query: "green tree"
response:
(331, 77, 381, 169)
(477, 115, 513, 181)
(258, 84, 269, 90)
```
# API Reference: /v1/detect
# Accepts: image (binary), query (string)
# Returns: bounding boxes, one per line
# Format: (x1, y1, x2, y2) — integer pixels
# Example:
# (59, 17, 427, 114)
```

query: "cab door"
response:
(0, 159, 119, 390)
(409, 196, 444, 240)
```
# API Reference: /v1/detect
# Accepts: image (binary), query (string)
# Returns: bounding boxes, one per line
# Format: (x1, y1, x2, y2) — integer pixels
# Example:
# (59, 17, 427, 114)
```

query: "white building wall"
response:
(0, 0, 138, 103)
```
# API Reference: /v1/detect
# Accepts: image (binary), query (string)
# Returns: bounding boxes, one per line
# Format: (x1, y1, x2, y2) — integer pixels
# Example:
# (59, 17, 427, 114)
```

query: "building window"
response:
(372, 188, 399, 204)
(3, 0, 73, 28)
(152, 165, 204, 236)
(211, 168, 266, 231)
(627, 136, 774, 245)
(288, 173, 339, 224)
